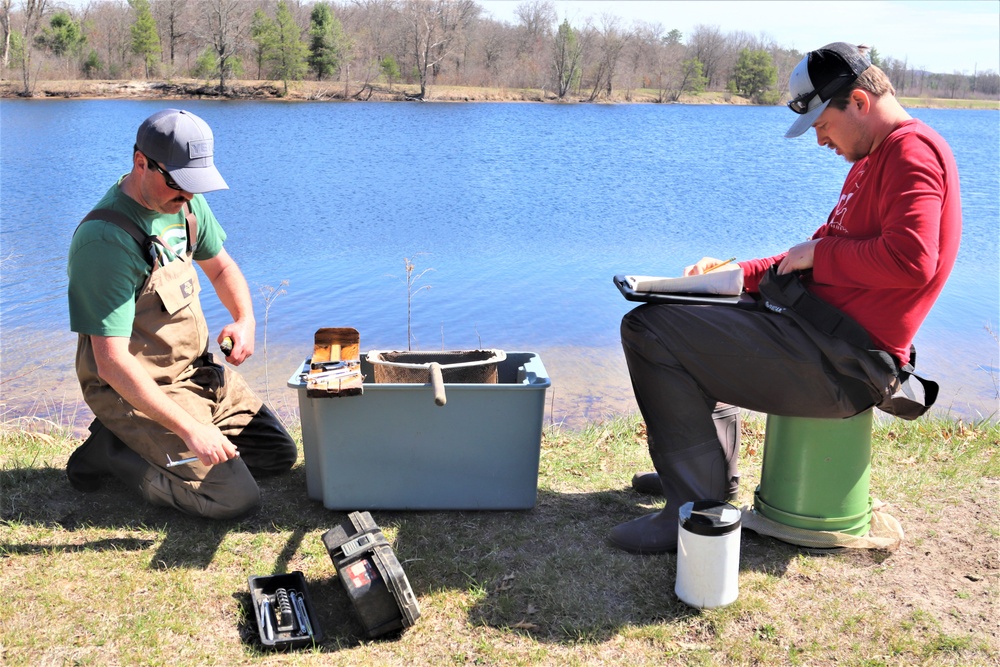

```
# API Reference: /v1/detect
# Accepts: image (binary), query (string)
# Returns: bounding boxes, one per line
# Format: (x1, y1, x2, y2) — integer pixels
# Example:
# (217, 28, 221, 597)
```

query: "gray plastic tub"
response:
(288, 351, 550, 510)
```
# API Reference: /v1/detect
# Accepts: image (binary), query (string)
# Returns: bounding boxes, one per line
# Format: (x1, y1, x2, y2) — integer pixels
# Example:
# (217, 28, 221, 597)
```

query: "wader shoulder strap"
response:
(77, 203, 198, 267)
(183, 202, 198, 256)
(78, 208, 162, 268)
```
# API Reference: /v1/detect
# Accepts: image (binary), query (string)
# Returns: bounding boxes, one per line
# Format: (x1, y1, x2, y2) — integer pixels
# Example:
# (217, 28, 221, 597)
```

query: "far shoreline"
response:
(2, 78, 997, 110)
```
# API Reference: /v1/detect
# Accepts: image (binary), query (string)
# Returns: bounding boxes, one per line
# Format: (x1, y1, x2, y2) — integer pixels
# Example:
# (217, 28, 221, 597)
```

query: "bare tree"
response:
(402, 0, 476, 98)
(646, 27, 684, 103)
(514, 1, 552, 32)
(586, 14, 629, 101)
(339, 0, 409, 98)
(346, 0, 401, 62)
(434, 0, 478, 85)
(688, 23, 725, 89)
(941, 71, 967, 99)
(511, 0, 554, 90)
(1, 0, 12, 69)
(622, 21, 662, 101)
(152, 0, 190, 73)
(199, 0, 251, 92)
(15, 0, 51, 95)
(89, 0, 132, 78)
(475, 17, 509, 87)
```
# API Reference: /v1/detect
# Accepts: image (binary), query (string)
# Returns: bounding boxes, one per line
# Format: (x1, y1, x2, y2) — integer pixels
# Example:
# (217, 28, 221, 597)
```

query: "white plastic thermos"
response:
(675, 500, 742, 609)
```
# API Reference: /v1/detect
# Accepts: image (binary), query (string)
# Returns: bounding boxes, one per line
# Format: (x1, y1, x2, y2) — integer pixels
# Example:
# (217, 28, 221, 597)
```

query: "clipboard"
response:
(613, 274, 750, 307)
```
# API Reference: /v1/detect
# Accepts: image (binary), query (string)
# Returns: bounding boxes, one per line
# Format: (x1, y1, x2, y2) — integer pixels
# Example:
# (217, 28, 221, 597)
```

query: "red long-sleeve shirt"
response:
(740, 119, 962, 365)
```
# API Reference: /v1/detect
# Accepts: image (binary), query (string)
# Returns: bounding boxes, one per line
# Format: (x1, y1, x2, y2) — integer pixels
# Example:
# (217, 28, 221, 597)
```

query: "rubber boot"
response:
(717, 403, 742, 499)
(609, 442, 729, 554)
(104, 442, 154, 497)
(629, 404, 742, 500)
(66, 419, 122, 491)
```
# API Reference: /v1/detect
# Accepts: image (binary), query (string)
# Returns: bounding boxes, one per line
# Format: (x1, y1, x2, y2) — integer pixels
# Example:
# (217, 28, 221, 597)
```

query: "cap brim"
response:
(169, 165, 229, 194)
(784, 98, 831, 138)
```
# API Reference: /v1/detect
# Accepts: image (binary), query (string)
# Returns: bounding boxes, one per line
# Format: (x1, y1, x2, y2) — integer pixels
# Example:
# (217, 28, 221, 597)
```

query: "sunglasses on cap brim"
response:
(787, 72, 859, 115)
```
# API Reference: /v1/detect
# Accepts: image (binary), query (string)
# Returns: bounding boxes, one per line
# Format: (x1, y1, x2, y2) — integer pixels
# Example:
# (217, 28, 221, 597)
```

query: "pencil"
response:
(704, 257, 737, 273)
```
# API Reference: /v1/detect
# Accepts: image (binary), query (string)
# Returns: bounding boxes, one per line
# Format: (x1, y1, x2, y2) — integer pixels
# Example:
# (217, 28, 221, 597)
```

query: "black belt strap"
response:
(758, 266, 874, 352)
(756, 265, 938, 418)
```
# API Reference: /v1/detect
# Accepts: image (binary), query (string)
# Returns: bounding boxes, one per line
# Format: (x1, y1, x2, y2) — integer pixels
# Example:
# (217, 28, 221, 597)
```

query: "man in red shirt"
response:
(612, 43, 962, 554)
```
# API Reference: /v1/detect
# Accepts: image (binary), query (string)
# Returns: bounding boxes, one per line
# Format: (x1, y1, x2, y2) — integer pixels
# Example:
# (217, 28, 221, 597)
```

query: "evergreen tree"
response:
(380, 55, 400, 89)
(730, 48, 778, 104)
(194, 47, 220, 79)
(552, 19, 581, 98)
(268, 0, 308, 96)
(678, 58, 707, 95)
(83, 50, 102, 78)
(250, 9, 277, 80)
(308, 2, 347, 81)
(34, 11, 85, 58)
(129, 0, 160, 79)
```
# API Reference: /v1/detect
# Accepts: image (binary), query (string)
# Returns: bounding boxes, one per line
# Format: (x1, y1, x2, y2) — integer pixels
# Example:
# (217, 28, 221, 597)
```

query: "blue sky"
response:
(54, 0, 998, 74)
(479, 0, 1000, 74)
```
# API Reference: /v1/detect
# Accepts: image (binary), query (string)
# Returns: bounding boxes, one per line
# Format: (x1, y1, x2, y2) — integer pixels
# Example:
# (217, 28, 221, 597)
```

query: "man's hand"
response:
(684, 257, 728, 276)
(199, 249, 256, 367)
(91, 336, 240, 468)
(182, 421, 240, 467)
(218, 319, 254, 365)
(777, 239, 820, 275)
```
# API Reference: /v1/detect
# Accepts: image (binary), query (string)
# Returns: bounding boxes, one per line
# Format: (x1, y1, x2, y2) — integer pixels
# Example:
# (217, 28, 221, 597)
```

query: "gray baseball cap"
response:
(784, 43, 871, 139)
(135, 109, 229, 193)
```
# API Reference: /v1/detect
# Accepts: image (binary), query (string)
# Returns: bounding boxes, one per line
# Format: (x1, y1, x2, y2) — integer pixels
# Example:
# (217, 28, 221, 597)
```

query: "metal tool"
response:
(259, 597, 275, 642)
(291, 590, 314, 640)
(165, 451, 240, 468)
(274, 588, 295, 632)
(165, 454, 199, 468)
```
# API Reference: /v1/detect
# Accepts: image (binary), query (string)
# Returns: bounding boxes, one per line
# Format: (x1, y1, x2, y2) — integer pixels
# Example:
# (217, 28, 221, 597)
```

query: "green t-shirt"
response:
(67, 179, 227, 337)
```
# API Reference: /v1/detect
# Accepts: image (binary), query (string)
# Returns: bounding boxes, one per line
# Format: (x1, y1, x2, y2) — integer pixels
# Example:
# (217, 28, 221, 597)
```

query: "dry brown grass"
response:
(3, 78, 992, 109)
(0, 77, 755, 105)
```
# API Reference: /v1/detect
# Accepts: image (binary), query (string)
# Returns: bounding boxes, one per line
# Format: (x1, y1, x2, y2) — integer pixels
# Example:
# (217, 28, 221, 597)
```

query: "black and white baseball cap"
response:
(785, 43, 872, 138)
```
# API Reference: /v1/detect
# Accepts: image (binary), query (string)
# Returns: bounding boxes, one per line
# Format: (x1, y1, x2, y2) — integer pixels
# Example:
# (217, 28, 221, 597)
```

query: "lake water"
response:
(1, 100, 997, 431)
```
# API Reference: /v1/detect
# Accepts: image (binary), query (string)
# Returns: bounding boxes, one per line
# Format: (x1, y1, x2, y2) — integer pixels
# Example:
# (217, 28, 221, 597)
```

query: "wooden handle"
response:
(429, 362, 447, 406)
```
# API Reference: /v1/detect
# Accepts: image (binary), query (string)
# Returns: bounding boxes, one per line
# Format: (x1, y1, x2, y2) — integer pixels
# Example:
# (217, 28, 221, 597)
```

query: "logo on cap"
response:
(189, 140, 213, 159)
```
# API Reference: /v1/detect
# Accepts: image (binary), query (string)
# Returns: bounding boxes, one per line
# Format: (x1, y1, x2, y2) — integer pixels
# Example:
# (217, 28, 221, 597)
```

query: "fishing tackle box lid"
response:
(321, 511, 421, 638)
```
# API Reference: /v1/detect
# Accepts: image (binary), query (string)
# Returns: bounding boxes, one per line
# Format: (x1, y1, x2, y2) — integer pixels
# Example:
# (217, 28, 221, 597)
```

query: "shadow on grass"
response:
(383, 487, 801, 644)
(1, 460, 807, 649)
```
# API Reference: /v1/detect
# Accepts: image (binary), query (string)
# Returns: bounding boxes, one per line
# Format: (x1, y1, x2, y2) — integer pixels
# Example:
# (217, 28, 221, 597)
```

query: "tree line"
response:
(3, 0, 998, 103)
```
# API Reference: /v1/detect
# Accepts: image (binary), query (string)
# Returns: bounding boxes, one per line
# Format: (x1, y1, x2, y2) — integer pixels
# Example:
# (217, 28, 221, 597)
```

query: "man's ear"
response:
(850, 89, 871, 113)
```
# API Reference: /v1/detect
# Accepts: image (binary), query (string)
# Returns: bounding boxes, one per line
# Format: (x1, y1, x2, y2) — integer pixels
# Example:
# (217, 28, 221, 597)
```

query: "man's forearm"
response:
(93, 341, 201, 441)
(211, 261, 255, 326)
(90, 336, 239, 465)
(198, 250, 256, 362)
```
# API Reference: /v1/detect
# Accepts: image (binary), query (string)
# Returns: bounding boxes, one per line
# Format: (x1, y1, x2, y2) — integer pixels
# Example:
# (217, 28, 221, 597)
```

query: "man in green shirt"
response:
(66, 109, 296, 519)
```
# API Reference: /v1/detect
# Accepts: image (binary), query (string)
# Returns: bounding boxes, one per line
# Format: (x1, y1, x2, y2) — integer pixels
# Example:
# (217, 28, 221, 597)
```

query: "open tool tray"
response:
(248, 571, 323, 650)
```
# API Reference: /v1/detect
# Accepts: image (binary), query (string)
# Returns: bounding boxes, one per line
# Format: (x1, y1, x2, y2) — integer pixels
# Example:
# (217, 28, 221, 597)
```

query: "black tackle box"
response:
(322, 511, 421, 638)
(248, 571, 323, 650)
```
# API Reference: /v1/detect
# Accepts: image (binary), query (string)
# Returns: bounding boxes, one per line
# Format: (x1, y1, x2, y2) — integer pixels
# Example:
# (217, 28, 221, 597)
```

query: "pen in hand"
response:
(703, 257, 737, 273)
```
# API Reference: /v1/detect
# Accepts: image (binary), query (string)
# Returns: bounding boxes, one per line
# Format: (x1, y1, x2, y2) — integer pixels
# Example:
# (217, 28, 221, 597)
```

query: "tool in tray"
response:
(248, 571, 322, 649)
(305, 327, 364, 398)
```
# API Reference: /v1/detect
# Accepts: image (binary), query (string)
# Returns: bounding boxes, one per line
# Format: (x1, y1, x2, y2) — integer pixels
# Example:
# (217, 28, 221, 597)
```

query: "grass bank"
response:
(1, 412, 997, 666)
